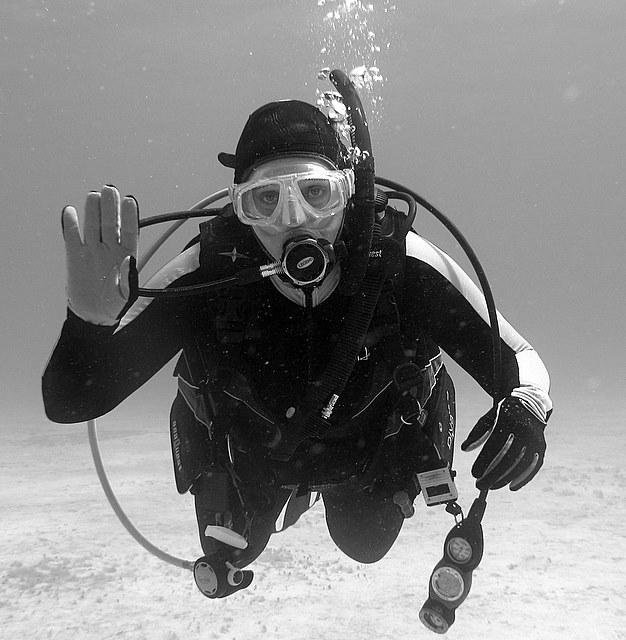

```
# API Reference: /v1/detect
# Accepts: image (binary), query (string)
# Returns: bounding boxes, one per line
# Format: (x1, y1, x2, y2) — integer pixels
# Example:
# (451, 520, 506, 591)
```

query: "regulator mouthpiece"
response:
(279, 236, 337, 288)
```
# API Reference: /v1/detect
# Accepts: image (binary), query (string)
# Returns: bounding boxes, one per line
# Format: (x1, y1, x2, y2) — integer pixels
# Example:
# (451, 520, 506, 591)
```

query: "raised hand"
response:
(62, 185, 138, 325)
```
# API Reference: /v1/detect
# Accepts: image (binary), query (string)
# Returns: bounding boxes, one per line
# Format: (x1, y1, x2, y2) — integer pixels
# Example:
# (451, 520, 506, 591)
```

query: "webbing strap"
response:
(270, 236, 401, 460)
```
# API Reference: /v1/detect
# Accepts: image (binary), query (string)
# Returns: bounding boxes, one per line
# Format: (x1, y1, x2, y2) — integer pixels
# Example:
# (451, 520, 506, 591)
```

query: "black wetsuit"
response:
(42, 226, 551, 565)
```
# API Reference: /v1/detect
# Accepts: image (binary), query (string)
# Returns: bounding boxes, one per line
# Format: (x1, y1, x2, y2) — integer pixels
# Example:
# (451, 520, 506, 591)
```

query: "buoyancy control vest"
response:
(173, 204, 444, 488)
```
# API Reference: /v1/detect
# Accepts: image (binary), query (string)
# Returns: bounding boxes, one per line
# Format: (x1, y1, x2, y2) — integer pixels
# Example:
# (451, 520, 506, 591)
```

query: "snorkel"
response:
(327, 69, 376, 295)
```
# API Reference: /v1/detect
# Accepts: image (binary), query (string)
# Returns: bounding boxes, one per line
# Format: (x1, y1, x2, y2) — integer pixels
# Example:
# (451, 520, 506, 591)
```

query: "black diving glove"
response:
(461, 396, 547, 491)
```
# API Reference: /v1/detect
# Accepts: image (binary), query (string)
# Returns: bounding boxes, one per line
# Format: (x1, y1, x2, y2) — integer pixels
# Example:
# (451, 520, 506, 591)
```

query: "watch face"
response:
(447, 536, 473, 564)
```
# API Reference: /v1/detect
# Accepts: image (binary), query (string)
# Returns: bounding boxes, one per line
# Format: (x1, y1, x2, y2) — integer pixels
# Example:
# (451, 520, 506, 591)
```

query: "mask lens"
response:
(296, 178, 333, 211)
(233, 168, 352, 226)
(241, 183, 281, 219)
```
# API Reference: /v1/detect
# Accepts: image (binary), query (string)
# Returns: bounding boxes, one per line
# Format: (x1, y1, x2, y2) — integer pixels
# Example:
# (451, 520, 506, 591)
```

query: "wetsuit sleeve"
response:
(404, 233, 552, 421)
(42, 244, 203, 423)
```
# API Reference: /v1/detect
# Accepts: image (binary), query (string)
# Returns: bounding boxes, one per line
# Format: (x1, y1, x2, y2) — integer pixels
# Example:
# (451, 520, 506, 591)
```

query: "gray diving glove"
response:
(62, 185, 138, 325)
(461, 396, 547, 491)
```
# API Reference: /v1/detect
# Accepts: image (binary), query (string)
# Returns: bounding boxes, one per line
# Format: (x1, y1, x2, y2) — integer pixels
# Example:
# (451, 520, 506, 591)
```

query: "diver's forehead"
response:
(248, 155, 337, 180)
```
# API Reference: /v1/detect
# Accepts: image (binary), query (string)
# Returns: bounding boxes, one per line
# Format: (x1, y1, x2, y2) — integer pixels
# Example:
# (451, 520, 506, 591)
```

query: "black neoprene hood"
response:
(218, 100, 350, 183)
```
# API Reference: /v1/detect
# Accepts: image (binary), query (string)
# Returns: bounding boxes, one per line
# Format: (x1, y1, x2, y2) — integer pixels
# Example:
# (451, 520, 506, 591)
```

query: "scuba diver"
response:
(42, 89, 551, 619)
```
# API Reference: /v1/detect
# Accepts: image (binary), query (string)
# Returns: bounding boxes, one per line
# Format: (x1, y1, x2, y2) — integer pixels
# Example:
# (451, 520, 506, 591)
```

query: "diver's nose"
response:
(282, 190, 307, 226)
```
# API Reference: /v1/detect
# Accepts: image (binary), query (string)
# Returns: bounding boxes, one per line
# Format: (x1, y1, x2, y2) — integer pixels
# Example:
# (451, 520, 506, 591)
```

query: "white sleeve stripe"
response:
(406, 233, 552, 414)
(406, 233, 527, 350)
(514, 349, 551, 393)
(115, 243, 201, 331)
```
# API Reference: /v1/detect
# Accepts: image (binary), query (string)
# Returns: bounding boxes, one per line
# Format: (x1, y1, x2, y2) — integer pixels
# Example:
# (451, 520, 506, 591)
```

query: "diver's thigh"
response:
(322, 484, 405, 564)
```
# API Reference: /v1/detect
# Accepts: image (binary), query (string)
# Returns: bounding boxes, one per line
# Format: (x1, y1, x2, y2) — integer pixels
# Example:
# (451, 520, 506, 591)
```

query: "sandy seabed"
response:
(2, 402, 624, 640)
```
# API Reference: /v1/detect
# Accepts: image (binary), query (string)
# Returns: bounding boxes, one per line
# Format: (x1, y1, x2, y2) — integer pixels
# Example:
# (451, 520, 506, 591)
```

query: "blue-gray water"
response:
(2, 1, 624, 422)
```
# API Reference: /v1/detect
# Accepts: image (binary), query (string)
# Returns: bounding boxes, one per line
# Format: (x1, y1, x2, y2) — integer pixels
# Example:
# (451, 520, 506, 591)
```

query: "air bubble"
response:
(312, 0, 393, 124)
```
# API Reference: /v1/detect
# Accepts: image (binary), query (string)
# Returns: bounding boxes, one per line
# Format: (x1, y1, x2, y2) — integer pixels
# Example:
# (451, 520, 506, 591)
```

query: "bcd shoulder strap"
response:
(269, 206, 411, 460)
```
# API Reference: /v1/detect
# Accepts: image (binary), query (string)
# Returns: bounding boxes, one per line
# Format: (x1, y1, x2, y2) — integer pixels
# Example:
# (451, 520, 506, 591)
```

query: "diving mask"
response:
(230, 163, 354, 228)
